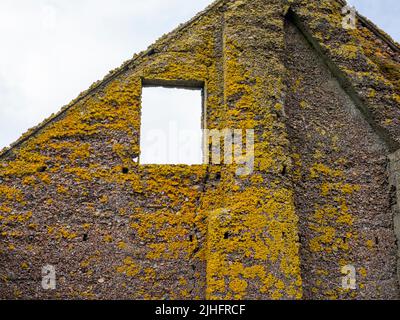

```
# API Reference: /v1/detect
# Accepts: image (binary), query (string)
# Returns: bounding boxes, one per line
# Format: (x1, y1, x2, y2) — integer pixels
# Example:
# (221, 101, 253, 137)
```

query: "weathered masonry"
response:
(1, 0, 399, 300)
(389, 150, 400, 285)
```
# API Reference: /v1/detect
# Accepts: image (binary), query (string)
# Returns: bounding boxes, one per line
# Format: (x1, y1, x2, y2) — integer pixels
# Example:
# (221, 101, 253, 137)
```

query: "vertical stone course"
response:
(285, 16, 399, 299)
(389, 149, 400, 284)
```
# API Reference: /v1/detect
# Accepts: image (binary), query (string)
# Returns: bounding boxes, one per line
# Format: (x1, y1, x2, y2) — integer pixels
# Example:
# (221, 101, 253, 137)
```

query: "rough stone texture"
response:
(0, 3, 220, 300)
(389, 150, 400, 285)
(0, 0, 399, 300)
(203, 0, 303, 300)
(284, 17, 398, 299)
(289, 0, 400, 150)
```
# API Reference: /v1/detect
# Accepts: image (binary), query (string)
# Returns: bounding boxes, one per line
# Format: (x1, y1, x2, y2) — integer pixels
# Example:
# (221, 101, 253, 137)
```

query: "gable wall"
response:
(290, 0, 400, 149)
(285, 17, 399, 299)
(0, 0, 399, 300)
(0, 0, 304, 300)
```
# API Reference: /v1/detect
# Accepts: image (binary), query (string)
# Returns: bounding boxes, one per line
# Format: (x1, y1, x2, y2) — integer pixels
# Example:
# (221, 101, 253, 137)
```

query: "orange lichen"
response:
(116, 257, 140, 277)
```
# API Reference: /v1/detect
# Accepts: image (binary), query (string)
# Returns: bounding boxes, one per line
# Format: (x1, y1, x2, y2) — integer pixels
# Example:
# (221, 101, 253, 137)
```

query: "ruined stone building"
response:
(1, 0, 400, 300)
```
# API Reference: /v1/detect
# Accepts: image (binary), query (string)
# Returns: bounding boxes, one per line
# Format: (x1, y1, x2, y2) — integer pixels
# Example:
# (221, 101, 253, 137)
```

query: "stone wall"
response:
(0, 0, 304, 300)
(389, 149, 400, 284)
(0, 0, 399, 300)
(284, 17, 399, 299)
(0, 3, 221, 300)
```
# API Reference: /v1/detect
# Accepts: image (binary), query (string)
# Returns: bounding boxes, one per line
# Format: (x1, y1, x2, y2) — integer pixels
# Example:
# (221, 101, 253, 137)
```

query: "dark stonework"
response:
(284, 18, 399, 299)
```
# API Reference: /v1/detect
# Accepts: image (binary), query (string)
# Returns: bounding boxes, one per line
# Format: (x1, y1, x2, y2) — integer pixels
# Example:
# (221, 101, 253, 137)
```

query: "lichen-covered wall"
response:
(203, 0, 302, 300)
(289, 0, 400, 149)
(285, 0, 400, 299)
(0, 0, 399, 300)
(389, 150, 400, 285)
(0, 0, 303, 300)
(285, 17, 398, 299)
(0, 2, 220, 299)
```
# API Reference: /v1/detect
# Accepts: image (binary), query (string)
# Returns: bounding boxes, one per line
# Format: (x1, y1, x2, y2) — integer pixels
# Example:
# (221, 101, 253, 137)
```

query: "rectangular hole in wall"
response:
(140, 81, 204, 165)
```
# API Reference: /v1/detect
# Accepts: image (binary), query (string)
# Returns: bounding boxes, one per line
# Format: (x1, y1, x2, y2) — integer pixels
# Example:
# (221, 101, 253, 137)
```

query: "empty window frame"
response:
(139, 82, 204, 165)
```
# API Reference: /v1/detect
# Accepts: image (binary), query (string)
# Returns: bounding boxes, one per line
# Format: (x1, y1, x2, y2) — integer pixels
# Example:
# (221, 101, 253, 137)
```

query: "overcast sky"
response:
(0, 0, 399, 150)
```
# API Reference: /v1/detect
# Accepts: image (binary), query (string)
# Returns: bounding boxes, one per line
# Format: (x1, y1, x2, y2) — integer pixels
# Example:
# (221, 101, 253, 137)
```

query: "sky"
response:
(140, 87, 203, 165)
(0, 0, 399, 150)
